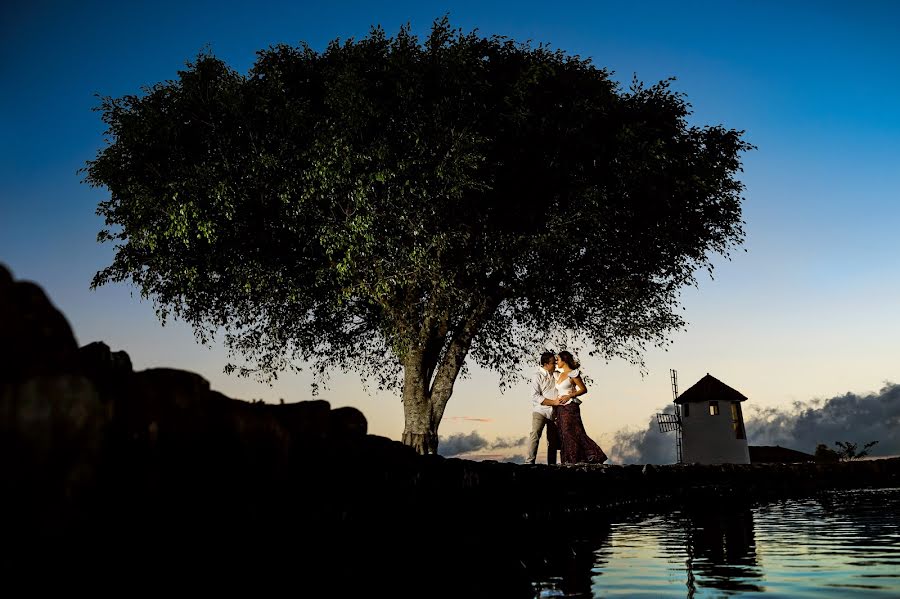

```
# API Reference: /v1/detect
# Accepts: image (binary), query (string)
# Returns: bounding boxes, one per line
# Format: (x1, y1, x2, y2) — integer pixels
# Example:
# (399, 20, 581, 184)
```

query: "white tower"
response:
(677, 374, 749, 464)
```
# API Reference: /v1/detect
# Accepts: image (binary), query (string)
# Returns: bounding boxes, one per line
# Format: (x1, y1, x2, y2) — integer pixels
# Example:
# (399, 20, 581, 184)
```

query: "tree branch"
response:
(429, 293, 502, 425)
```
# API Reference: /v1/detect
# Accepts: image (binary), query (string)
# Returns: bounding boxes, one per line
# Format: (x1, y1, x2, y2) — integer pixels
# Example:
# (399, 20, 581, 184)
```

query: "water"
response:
(528, 487, 900, 597)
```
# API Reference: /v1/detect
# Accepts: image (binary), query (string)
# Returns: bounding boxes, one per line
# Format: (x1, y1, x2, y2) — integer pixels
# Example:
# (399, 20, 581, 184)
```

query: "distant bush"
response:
(816, 440, 879, 462)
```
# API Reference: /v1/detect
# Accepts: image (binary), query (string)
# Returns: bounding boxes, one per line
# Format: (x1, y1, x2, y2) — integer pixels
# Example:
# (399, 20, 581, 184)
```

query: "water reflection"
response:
(527, 488, 900, 597)
(525, 522, 611, 598)
(750, 488, 900, 597)
(590, 504, 763, 597)
(679, 506, 762, 596)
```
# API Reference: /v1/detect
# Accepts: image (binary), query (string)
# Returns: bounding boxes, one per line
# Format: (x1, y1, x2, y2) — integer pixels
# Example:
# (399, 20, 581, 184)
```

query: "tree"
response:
(834, 440, 879, 461)
(84, 18, 752, 454)
(814, 443, 840, 463)
(816, 440, 879, 462)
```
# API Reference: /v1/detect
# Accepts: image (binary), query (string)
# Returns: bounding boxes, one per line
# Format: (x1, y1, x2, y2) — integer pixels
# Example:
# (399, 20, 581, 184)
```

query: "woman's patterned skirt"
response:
(554, 403, 608, 464)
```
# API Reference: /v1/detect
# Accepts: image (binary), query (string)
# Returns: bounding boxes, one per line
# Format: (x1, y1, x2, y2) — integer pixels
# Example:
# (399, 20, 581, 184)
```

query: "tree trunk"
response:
(399, 296, 502, 455)
(400, 347, 439, 455)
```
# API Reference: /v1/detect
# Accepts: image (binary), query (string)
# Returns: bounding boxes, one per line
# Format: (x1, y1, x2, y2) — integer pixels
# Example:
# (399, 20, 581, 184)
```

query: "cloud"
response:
(610, 404, 677, 465)
(610, 382, 900, 464)
(445, 416, 493, 423)
(490, 435, 528, 449)
(438, 431, 527, 457)
(439, 431, 490, 456)
(745, 382, 900, 455)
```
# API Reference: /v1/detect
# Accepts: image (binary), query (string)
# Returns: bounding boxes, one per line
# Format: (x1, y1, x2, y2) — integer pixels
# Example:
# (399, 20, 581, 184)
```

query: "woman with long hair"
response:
(553, 351, 608, 464)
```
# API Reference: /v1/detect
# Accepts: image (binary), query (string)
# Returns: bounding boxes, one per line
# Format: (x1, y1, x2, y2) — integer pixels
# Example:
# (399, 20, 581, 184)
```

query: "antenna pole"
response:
(655, 369, 684, 464)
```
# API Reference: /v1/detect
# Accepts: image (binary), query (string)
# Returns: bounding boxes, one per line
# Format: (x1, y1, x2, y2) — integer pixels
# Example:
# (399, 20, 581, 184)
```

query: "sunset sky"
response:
(2, 0, 898, 462)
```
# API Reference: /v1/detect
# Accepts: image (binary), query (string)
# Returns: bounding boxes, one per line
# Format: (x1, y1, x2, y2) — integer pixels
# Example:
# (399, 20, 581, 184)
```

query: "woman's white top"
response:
(554, 369, 583, 405)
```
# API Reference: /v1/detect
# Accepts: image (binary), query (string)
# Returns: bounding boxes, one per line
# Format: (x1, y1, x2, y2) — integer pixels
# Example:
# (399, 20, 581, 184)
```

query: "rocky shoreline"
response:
(3, 262, 898, 595)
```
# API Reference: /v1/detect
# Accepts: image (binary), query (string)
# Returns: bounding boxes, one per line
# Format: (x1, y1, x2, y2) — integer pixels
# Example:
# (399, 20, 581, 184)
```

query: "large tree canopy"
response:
(85, 18, 752, 453)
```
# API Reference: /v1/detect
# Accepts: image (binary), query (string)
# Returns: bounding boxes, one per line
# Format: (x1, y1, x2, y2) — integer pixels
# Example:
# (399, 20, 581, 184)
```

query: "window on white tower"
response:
(731, 401, 746, 439)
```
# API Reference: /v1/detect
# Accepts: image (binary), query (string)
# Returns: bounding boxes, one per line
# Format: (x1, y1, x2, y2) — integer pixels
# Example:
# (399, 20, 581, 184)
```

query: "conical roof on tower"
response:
(674, 373, 748, 405)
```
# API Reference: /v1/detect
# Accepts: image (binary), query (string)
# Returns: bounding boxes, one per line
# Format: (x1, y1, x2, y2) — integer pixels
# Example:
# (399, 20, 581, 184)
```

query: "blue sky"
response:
(2, 1, 898, 459)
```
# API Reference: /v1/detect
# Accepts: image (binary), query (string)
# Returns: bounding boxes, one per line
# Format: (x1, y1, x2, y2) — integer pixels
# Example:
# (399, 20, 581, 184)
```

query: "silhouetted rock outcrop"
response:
(0, 265, 80, 383)
(0, 263, 422, 593)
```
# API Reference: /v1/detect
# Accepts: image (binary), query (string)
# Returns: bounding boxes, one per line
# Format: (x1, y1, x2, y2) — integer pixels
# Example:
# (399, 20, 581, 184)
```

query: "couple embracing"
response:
(525, 350, 608, 465)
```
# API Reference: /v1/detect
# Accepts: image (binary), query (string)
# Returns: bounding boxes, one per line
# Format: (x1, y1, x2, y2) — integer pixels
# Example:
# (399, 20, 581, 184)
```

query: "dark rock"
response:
(0, 263, 12, 290)
(78, 341, 133, 378)
(328, 405, 367, 438)
(134, 367, 212, 400)
(264, 399, 332, 448)
(0, 373, 108, 536)
(0, 268, 79, 383)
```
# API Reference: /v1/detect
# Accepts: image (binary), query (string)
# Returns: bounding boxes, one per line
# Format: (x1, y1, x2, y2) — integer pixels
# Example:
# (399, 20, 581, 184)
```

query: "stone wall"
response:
(2, 262, 898, 596)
